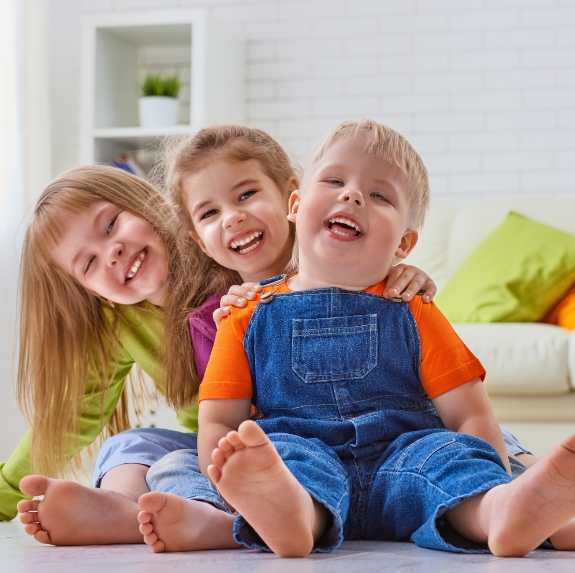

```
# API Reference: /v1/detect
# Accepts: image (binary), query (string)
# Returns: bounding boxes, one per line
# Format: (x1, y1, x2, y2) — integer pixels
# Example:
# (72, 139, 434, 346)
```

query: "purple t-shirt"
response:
(188, 292, 224, 381)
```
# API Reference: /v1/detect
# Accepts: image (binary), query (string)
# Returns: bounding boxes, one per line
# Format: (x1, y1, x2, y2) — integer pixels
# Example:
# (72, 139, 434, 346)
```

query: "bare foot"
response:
(549, 517, 575, 550)
(138, 492, 239, 552)
(208, 420, 327, 557)
(17, 475, 142, 545)
(450, 433, 575, 556)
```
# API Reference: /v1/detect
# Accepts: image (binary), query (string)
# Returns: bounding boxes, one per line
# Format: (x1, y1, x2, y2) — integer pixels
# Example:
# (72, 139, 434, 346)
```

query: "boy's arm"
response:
(431, 377, 512, 475)
(198, 398, 252, 476)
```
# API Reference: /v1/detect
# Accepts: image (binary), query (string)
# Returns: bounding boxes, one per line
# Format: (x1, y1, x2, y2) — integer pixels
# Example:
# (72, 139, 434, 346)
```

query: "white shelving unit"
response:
(81, 10, 245, 165)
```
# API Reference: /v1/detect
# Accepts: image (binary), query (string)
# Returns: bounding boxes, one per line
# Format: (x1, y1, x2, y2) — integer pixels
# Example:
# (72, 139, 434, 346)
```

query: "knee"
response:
(146, 450, 199, 490)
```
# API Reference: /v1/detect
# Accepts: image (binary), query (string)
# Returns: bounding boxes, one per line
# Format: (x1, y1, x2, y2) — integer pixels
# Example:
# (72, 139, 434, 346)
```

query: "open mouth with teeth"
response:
(126, 248, 147, 281)
(229, 231, 264, 255)
(328, 217, 362, 237)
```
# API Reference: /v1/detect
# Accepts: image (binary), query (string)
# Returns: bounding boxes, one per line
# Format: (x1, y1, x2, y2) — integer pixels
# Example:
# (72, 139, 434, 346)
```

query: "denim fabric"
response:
(233, 275, 512, 553)
(93, 428, 198, 487)
(146, 449, 231, 513)
(501, 426, 533, 456)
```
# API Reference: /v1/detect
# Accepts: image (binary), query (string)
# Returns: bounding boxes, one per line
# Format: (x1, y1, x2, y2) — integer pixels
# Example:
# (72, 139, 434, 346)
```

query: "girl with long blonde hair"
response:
(12, 127, 438, 548)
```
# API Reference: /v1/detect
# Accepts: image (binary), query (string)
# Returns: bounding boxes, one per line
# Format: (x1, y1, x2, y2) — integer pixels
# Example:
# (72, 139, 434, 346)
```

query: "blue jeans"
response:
(93, 428, 198, 487)
(232, 430, 511, 553)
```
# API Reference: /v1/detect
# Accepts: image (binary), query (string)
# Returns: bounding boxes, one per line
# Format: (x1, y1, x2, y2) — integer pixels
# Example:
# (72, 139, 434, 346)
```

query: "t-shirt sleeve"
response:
(198, 306, 254, 401)
(189, 292, 221, 381)
(411, 298, 486, 399)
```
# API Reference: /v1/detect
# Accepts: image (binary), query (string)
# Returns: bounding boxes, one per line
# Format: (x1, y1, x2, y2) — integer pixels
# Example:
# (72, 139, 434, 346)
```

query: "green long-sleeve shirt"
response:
(0, 302, 198, 521)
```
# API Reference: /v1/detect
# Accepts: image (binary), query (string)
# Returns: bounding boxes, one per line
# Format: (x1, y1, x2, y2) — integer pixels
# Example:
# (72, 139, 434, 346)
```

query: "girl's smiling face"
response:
(183, 158, 293, 283)
(51, 200, 169, 306)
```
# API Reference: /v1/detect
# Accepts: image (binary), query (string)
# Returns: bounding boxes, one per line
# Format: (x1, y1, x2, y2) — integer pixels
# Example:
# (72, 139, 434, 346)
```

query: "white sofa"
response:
(405, 199, 575, 424)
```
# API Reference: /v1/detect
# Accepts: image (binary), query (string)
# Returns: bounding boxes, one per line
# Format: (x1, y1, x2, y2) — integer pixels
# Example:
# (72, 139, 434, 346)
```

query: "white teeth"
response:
(238, 242, 260, 255)
(230, 231, 263, 250)
(127, 250, 146, 280)
(328, 217, 361, 233)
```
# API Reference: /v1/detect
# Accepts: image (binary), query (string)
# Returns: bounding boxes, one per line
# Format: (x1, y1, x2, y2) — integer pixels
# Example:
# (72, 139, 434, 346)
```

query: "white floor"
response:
(3, 521, 575, 573)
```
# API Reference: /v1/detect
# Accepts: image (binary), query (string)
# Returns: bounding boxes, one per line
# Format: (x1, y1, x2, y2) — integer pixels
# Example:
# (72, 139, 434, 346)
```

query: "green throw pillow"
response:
(435, 211, 575, 323)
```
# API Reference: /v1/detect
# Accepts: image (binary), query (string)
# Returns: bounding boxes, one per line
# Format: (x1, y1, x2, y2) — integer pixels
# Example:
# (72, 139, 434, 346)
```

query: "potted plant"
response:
(138, 73, 181, 128)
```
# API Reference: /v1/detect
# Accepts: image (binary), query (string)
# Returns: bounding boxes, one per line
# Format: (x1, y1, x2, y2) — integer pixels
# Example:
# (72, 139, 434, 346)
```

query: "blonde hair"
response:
(151, 125, 298, 405)
(304, 119, 430, 230)
(18, 166, 182, 476)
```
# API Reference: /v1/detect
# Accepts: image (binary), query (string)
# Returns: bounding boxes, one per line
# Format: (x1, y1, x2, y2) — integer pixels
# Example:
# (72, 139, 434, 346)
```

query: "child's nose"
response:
(341, 188, 364, 207)
(223, 209, 246, 228)
(107, 243, 123, 266)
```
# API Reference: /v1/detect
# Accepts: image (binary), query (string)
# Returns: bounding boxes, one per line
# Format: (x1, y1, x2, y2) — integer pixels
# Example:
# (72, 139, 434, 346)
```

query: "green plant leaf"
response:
(139, 73, 180, 98)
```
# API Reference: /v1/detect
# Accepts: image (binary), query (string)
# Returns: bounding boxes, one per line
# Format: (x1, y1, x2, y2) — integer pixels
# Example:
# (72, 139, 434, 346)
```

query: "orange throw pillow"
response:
(544, 284, 575, 330)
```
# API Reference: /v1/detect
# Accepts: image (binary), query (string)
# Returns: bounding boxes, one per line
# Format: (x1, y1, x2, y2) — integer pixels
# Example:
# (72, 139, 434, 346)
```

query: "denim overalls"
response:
(145, 276, 513, 554)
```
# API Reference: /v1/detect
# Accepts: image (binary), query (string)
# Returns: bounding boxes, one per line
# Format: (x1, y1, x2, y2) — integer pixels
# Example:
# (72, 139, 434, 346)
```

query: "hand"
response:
(383, 264, 436, 303)
(213, 283, 263, 329)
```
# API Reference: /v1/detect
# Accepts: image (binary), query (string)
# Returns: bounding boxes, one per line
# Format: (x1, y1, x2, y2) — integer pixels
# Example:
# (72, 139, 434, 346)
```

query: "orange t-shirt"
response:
(199, 280, 485, 402)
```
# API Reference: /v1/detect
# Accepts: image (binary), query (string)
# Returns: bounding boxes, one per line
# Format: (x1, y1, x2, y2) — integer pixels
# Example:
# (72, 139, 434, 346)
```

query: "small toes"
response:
(151, 539, 165, 553)
(19, 511, 39, 525)
(17, 499, 39, 513)
(225, 431, 247, 451)
(34, 530, 52, 545)
(207, 464, 222, 484)
(216, 437, 236, 457)
(211, 448, 226, 469)
(137, 510, 152, 525)
(139, 522, 153, 536)
(24, 523, 41, 536)
(143, 531, 158, 546)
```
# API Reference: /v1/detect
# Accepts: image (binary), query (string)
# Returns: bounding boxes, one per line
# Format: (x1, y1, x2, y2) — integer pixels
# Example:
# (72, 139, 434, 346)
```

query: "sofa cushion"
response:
(454, 323, 572, 396)
(435, 211, 575, 323)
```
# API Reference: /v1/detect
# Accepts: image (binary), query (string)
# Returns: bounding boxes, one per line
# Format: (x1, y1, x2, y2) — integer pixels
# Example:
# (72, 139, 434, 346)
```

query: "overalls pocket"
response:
(292, 314, 378, 383)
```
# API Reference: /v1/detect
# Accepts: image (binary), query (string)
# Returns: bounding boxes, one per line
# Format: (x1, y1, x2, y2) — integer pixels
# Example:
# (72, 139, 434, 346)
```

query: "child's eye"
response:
(107, 214, 119, 235)
(371, 193, 388, 202)
(85, 255, 95, 274)
(327, 178, 344, 187)
(239, 190, 256, 201)
(201, 209, 219, 220)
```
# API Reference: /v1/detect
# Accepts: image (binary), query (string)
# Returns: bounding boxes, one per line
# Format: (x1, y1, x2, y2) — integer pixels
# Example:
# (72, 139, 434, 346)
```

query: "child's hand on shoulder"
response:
(213, 283, 263, 328)
(384, 264, 436, 303)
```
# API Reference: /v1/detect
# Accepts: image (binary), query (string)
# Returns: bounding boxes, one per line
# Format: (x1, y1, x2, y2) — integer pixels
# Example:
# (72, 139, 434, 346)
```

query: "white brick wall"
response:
(54, 0, 575, 203)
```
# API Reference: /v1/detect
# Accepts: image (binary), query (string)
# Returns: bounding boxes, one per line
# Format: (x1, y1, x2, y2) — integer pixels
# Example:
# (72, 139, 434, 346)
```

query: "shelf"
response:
(81, 9, 245, 164)
(94, 126, 195, 148)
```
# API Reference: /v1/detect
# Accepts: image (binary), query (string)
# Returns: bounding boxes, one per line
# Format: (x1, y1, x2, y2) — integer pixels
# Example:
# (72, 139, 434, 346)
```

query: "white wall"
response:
(51, 0, 575, 202)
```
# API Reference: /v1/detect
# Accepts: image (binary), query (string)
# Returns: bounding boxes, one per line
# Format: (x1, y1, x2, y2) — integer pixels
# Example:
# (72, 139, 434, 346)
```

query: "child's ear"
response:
(189, 230, 211, 257)
(287, 190, 300, 223)
(395, 228, 418, 260)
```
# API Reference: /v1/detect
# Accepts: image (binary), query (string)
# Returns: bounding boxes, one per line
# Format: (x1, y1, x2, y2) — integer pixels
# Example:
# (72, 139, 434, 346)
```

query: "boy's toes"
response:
(211, 447, 227, 468)
(238, 420, 268, 447)
(24, 523, 41, 536)
(207, 464, 223, 484)
(137, 510, 152, 525)
(17, 499, 39, 513)
(224, 431, 247, 451)
(139, 522, 153, 536)
(151, 539, 165, 553)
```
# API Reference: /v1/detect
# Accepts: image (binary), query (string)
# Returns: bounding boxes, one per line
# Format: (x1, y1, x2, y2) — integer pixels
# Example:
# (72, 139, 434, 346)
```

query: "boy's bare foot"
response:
(208, 420, 327, 557)
(138, 492, 239, 552)
(17, 475, 142, 545)
(448, 433, 575, 556)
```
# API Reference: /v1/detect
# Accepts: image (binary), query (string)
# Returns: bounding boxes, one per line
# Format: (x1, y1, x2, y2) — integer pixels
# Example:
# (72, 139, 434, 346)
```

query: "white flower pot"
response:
(138, 96, 179, 128)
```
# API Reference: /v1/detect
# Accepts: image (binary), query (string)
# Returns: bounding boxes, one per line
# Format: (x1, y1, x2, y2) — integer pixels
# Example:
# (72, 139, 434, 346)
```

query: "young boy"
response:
(145, 120, 575, 557)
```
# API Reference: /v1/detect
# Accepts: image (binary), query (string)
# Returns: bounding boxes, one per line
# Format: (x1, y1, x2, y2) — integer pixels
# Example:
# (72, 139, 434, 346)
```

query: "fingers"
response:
(226, 283, 262, 302)
(384, 264, 437, 303)
(212, 307, 229, 330)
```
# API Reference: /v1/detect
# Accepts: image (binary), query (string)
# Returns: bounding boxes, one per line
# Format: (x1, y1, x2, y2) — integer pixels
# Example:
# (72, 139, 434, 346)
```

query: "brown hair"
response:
(18, 166, 183, 476)
(152, 125, 298, 406)
(303, 119, 430, 230)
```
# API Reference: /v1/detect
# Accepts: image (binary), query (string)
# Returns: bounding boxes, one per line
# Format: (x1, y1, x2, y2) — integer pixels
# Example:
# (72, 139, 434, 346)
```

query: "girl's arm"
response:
(431, 378, 512, 475)
(213, 265, 438, 327)
(198, 398, 252, 476)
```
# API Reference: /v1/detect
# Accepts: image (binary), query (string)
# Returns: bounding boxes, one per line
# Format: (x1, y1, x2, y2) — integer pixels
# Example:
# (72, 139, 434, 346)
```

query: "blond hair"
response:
(18, 166, 183, 476)
(151, 125, 299, 405)
(303, 119, 429, 230)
